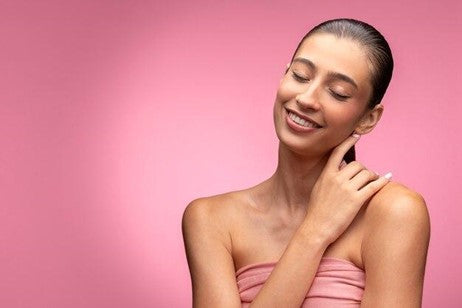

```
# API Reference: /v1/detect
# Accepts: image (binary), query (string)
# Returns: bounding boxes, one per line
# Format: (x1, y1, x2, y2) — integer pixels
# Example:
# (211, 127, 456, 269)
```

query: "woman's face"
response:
(273, 32, 374, 157)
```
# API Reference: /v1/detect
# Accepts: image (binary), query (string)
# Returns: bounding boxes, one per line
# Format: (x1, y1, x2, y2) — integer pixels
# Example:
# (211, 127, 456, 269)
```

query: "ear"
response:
(354, 103, 384, 135)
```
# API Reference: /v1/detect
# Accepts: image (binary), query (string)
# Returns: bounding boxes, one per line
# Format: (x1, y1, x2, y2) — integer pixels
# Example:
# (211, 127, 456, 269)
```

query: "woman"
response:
(182, 18, 430, 307)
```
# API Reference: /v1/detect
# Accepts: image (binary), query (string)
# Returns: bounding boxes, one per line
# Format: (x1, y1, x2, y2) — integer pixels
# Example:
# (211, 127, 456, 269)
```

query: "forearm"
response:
(249, 221, 330, 308)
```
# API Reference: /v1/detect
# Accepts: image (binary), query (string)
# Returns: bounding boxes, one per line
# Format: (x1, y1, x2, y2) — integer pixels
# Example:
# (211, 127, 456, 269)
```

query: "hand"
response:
(304, 133, 392, 245)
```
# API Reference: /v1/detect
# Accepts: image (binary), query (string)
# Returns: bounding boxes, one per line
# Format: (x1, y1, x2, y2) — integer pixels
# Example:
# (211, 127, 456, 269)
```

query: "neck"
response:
(265, 142, 331, 215)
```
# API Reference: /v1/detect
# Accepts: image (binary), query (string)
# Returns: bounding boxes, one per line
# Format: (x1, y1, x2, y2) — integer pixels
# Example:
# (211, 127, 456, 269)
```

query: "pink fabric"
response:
(236, 257, 365, 307)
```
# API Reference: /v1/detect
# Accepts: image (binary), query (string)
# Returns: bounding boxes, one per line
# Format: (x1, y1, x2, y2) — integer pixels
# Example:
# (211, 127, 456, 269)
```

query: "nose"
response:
(295, 83, 322, 111)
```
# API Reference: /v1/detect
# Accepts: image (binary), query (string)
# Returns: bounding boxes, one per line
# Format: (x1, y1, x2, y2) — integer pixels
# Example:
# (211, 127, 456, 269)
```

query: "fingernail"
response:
(384, 172, 393, 180)
(352, 133, 361, 138)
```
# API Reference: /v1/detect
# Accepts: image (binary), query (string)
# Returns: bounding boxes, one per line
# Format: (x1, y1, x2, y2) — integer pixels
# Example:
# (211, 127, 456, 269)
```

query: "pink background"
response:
(1, 0, 461, 307)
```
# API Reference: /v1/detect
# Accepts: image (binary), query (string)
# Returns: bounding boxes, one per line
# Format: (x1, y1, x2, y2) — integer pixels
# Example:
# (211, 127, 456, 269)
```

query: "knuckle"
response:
(350, 161, 363, 169)
(364, 179, 381, 193)
(339, 181, 349, 191)
(333, 176, 343, 186)
(362, 183, 375, 192)
(348, 161, 358, 168)
(367, 170, 377, 179)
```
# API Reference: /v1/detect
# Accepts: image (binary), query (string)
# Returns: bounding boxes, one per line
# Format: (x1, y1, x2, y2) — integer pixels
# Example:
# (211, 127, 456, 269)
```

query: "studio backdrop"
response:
(1, 0, 461, 307)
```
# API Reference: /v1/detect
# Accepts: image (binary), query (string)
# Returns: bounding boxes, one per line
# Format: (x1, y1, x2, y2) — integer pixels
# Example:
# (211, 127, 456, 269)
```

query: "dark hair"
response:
(286, 18, 394, 163)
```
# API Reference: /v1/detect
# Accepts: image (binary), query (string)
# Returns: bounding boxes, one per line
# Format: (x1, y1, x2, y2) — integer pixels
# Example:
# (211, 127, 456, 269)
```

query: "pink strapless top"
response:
(236, 257, 365, 307)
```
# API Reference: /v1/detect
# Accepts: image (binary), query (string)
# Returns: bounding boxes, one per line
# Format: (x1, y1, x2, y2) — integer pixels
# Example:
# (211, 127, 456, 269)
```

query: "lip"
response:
(285, 108, 323, 128)
(285, 108, 321, 133)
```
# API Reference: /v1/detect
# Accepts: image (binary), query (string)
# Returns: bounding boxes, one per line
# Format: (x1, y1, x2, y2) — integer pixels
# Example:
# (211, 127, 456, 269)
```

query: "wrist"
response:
(296, 220, 331, 251)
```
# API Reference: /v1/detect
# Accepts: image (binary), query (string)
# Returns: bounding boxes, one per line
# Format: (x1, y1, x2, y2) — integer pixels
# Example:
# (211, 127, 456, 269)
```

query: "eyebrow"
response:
(292, 57, 359, 90)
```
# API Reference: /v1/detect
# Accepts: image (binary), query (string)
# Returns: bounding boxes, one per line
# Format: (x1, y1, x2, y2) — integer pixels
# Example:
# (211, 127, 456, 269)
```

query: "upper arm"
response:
(360, 185, 431, 307)
(182, 198, 241, 308)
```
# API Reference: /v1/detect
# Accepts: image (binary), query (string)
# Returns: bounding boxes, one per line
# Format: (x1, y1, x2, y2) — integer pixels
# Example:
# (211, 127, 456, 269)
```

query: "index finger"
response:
(325, 133, 361, 171)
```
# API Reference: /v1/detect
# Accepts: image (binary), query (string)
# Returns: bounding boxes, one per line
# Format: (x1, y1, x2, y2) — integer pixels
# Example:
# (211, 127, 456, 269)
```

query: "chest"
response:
(231, 206, 366, 271)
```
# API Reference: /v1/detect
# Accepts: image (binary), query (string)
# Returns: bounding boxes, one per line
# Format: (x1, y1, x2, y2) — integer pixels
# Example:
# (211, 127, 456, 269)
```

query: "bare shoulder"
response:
(359, 181, 431, 305)
(181, 190, 248, 307)
(182, 191, 245, 238)
(363, 180, 430, 226)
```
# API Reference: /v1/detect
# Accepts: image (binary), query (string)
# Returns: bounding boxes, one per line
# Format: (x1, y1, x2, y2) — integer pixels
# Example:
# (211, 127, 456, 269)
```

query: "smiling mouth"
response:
(286, 109, 322, 128)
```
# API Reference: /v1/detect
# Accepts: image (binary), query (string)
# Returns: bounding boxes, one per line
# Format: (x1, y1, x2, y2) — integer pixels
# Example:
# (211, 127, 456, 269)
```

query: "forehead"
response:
(294, 33, 372, 90)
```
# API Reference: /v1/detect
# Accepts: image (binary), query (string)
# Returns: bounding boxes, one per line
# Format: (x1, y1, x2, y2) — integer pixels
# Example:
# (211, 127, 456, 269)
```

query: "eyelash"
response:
(291, 72, 350, 101)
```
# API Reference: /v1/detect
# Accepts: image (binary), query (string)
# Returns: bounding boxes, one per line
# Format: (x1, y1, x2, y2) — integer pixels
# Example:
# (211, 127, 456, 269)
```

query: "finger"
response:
(326, 133, 361, 172)
(338, 161, 366, 180)
(349, 169, 379, 191)
(357, 173, 392, 201)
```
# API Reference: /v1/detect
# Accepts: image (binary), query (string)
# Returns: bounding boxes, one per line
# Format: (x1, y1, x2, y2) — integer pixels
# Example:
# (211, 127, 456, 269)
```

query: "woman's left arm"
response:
(360, 184, 431, 308)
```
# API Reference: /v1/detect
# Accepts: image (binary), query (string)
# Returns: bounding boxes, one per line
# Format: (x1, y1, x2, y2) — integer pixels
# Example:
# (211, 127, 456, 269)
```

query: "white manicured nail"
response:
(384, 172, 392, 180)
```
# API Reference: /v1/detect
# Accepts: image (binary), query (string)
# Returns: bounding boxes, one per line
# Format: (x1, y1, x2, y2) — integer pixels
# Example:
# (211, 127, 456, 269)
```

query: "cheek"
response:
(325, 105, 361, 128)
(275, 88, 288, 104)
(276, 78, 297, 103)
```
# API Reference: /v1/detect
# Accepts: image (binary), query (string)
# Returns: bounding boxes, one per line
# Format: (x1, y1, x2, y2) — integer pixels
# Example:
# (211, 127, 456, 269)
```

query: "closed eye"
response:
(291, 72, 309, 82)
(330, 90, 350, 101)
(292, 72, 350, 101)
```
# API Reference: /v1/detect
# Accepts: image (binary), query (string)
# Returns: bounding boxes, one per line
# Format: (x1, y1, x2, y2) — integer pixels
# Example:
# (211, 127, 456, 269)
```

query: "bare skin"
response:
(228, 32, 380, 270)
(182, 33, 430, 307)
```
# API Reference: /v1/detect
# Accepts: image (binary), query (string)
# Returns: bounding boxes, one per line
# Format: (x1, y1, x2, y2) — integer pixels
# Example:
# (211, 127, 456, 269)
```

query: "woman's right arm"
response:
(182, 197, 242, 307)
(182, 134, 391, 307)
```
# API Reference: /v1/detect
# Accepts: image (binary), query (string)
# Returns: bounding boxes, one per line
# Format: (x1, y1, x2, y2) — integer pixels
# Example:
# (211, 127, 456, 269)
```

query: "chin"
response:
(276, 129, 319, 156)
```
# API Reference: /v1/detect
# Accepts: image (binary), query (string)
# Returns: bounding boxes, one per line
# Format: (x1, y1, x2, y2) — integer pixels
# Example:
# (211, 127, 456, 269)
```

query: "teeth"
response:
(289, 112, 318, 128)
